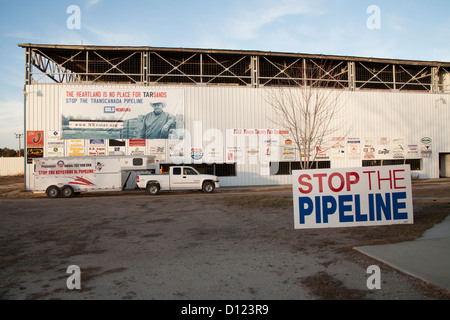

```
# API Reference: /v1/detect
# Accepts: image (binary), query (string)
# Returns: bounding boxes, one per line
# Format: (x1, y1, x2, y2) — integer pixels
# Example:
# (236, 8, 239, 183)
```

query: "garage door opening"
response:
(439, 153, 450, 178)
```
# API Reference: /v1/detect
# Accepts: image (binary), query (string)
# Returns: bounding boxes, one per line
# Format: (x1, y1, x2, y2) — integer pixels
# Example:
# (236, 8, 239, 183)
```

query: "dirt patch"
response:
(412, 179, 450, 198)
(225, 195, 293, 208)
(336, 201, 450, 248)
(0, 175, 24, 185)
(0, 176, 449, 300)
(0, 175, 42, 199)
(224, 194, 450, 247)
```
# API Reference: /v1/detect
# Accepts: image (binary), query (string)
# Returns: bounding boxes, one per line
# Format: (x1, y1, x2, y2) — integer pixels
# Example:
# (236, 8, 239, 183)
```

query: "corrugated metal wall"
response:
(0, 158, 24, 176)
(24, 84, 450, 189)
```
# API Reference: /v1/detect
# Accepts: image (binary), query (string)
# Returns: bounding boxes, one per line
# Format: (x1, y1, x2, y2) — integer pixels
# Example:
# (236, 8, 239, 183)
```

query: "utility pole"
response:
(14, 133, 23, 157)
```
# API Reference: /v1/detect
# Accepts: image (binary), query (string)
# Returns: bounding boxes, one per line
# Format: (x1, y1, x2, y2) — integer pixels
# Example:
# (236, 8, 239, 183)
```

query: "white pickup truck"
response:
(136, 166, 220, 195)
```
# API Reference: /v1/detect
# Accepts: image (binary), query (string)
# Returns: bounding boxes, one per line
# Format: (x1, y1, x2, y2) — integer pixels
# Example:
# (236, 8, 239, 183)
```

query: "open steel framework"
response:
(19, 44, 450, 93)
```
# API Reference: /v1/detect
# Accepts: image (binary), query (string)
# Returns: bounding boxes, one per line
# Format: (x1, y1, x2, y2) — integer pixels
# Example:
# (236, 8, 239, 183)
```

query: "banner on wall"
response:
(406, 144, 420, 159)
(330, 137, 345, 160)
(347, 138, 361, 160)
(68, 139, 85, 156)
(27, 148, 43, 159)
(47, 131, 65, 157)
(376, 137, 391, 159)
(62, 87, 184, 140)
(392, 138, 406, 159)
(27, 131, 44, 148)
(88, 139, 107, 156)
(363, 138, 376, 160)
(230, 129, 291, 163)
(420, 137, 432, 158)
(148, 140, 167, 162)
(109, 139, 126, 156)
(129, 139, 146, 156)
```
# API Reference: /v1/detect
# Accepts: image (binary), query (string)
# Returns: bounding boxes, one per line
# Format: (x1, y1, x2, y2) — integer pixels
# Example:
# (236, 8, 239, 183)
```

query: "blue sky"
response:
(1, 0, 449, 149)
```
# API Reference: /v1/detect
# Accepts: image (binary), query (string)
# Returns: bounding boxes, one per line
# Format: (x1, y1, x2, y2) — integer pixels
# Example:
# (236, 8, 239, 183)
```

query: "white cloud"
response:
(86, 0, 102, 8)
(4, 31, 34, 39)
(226, 0, 322, 40)
(84, 25, 152, 46)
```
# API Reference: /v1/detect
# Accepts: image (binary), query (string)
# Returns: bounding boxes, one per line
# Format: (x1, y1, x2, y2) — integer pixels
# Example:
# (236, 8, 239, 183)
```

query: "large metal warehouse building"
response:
(19, 44, 450, 190)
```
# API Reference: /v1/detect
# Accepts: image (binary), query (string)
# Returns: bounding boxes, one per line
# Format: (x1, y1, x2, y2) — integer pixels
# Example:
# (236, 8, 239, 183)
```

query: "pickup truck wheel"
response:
(202, 181, 215, 193)
(146, 183, 160, 195)
(62, 185, 75, 198)
(46, 185, 60, 199)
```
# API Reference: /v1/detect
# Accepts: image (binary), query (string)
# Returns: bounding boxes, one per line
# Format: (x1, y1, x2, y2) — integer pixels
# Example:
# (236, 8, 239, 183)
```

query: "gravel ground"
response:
(0, 176, 449, 300)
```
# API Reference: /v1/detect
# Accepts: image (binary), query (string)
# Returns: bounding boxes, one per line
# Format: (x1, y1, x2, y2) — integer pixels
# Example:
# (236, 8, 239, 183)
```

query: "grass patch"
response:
(300, 271, 367, 300)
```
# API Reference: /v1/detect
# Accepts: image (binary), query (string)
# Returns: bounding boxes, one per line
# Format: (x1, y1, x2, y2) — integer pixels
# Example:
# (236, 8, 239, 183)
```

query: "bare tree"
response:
(266, 60, 352, 170)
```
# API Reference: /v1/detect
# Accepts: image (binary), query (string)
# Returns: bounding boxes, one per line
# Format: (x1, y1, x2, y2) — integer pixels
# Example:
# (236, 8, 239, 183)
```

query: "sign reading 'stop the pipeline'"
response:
(292, 165, 414, 229)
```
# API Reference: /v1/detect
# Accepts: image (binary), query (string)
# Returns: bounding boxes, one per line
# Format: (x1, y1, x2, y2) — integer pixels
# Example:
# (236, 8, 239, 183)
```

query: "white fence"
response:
(0, 157, 24, 176)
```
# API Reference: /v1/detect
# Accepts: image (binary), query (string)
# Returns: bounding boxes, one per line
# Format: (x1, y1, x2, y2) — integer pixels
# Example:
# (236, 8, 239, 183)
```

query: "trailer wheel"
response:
(62, 185, 75, 198)
(46, 186, 61, 199)
(202, 181, 215, 193)
(146, 183, 160, 195)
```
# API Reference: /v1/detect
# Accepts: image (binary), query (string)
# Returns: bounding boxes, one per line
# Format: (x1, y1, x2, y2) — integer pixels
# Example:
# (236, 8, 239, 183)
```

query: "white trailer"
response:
(33, 156, 156, 198)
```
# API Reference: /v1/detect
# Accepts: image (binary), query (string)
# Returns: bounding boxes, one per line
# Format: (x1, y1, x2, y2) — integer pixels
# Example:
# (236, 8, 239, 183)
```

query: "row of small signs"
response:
(25, 130, 434, 163)
(317, 137, 433, 160)
(26, 131, 167, 161)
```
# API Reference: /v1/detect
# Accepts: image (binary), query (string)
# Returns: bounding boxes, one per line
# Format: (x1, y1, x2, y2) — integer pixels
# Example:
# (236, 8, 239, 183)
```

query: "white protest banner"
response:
(62, 87, 184, 140)
(35, 158, 95, 176)
(292, 165, 414, 229)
